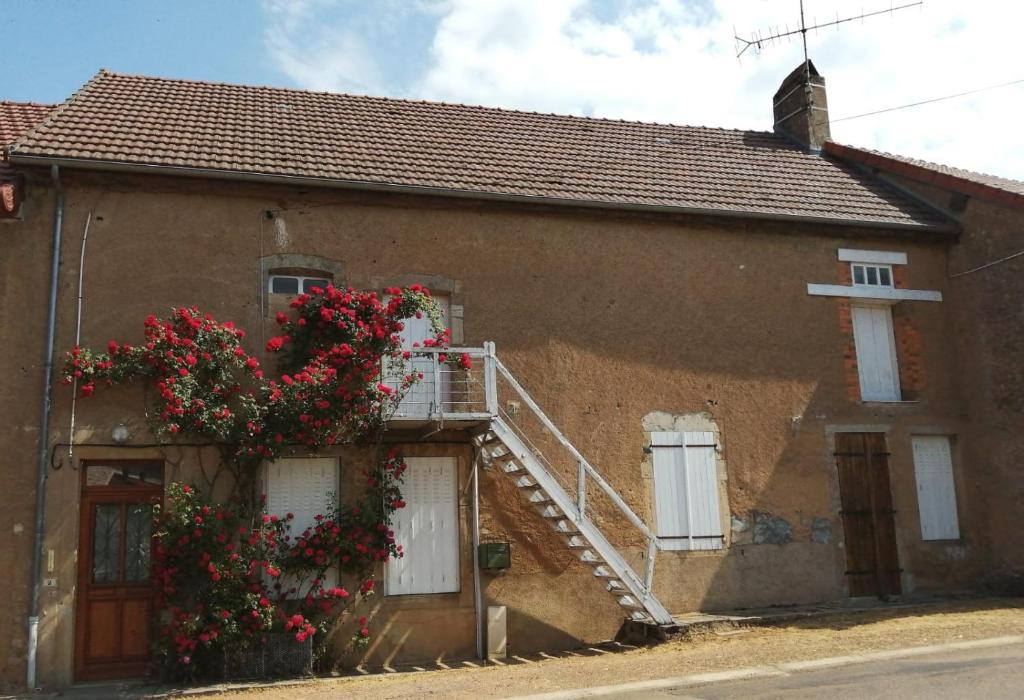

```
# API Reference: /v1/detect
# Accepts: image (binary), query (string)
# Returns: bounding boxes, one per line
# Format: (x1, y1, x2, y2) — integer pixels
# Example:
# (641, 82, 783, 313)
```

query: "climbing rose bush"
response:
(63, 285, 448, 467)
(62, 284, 448, 678)
(153, 451, 406, 678)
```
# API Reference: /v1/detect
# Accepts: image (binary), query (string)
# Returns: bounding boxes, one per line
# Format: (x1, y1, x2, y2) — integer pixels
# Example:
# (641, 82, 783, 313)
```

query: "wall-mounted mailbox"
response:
(478, 542, 511, 570)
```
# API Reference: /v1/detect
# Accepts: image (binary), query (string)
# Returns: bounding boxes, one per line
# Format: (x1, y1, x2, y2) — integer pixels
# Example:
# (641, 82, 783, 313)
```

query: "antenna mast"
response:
(735, 1, 923, 58)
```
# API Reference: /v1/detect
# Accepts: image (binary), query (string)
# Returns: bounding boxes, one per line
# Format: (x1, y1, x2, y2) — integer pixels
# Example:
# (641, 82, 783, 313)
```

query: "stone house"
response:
(1, 60, 1020, 691)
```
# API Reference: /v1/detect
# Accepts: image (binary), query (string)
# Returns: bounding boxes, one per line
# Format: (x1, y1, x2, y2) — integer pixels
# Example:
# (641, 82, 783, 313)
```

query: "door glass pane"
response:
(124, 505, 153, 582)
(92, 504, 121, 584)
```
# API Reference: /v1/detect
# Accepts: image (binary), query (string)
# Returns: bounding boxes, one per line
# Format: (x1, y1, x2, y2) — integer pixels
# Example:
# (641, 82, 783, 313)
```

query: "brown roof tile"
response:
(825, 141, 1024, 209)
(0, 101, 53, 146)
(9, 70, 952, 230)
(1, 101, 54, 181)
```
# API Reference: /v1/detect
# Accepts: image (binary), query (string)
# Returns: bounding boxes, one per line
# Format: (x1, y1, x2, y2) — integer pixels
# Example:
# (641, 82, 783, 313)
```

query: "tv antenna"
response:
(734, 1, 923, 60)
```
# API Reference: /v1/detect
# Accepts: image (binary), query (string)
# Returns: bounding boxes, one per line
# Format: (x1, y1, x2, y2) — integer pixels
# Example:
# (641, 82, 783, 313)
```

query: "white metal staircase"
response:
(388, 342, 674, 626)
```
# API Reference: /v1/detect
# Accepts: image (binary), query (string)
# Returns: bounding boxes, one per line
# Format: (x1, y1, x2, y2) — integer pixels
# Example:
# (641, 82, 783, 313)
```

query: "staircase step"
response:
(617, 595, 644, 609)
(552, 521, 580, 535)
(488, 415, 674, 627)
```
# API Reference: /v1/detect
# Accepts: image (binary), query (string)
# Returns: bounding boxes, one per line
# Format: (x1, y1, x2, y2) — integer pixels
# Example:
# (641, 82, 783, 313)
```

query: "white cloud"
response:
(265, 0, 1024, 179)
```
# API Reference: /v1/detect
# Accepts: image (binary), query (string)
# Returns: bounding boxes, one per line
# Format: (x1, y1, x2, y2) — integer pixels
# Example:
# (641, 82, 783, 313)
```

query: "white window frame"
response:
(911, 436, 961, 541)
(268, 273, 332, 295)
(650, 432, 724, 551)
(851, 262, 895, 289)
(838, 248, 908, 265)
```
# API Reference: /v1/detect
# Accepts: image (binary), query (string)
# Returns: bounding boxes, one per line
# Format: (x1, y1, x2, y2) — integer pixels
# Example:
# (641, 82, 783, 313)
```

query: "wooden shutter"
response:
(386, 457, 460, 595)
(912, 436, 960, 540)
(851, 305, 901, 401)
(265, 458, 339, 592)
(651, 432, 723, 551)
(834, 433, 902, 597)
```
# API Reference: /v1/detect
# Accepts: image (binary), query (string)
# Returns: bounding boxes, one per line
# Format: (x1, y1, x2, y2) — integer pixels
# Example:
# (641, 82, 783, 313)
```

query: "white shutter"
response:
(912, 436, 960, 540)
(651, 432, 723, 551)
(387, 456, 459, 595)
(852, 305, 901, 401)
(265, 458, 339, 593)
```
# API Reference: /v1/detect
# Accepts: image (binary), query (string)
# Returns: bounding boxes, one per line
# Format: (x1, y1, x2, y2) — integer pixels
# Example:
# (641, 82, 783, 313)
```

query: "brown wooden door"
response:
(75, 461, 163, 681)
(834, 433, 902, 598)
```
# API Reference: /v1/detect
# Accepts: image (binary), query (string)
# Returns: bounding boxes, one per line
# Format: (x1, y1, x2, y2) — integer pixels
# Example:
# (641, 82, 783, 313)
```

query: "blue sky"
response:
(4, 0, 1022, 179)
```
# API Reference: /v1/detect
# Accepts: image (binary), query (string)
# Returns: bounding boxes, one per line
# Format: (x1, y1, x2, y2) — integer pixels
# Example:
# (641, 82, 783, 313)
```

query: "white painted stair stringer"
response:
(483, 416, 674, 625)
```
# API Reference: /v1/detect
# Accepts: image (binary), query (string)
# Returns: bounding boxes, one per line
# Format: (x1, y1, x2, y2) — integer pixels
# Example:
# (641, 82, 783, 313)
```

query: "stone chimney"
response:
(773, 60, 830, 151)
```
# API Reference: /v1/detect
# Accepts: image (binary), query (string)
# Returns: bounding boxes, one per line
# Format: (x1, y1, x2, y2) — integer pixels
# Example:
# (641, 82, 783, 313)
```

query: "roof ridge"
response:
(7, 70, 109, 156)
(95, 68, 775, 136)
(0, 101, 55, 108)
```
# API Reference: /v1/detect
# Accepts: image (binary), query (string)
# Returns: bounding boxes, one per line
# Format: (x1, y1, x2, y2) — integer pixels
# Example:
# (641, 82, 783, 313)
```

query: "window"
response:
(650, 432, 723, 551)
(265, 458, 339, 593)
(911, 436, 961, 540)
(268, 274, 331, 295)
(851, 263, 894, 288)
(851, 304, 901, 401)
(386, 457, 460, 594)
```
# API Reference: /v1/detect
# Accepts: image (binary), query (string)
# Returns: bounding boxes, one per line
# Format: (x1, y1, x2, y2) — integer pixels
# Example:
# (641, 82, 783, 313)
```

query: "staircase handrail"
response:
(491, 356, 661, 549)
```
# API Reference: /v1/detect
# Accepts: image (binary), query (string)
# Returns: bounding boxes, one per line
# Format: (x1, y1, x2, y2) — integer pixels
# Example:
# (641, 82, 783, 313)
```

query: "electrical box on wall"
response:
(478, 542, 511, 570)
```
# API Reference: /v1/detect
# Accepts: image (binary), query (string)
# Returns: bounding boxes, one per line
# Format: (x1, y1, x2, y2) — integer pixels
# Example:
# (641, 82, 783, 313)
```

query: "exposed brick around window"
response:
(893, 311, 925, 396)
(836, 298, 861, 401)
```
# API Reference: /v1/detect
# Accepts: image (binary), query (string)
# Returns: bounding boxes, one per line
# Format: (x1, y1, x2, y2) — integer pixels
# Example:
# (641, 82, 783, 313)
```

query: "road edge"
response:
(510, 634, 1024, 700)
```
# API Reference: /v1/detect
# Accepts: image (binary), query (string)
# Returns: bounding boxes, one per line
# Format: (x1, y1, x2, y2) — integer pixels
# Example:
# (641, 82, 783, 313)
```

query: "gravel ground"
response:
(201, 598, 1024, 699)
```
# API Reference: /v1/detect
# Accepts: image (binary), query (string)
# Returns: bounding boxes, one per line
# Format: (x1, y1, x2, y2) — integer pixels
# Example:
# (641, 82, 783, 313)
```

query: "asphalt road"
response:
(608, 642, 1024, 699)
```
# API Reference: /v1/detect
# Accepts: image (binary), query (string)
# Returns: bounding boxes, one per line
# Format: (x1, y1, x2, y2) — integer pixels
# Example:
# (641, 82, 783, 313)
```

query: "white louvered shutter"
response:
(912, 436, 960, 540)
(265, 458, 339, 593)
(387, 457, 459, 595)
(651, 432, 723, 551)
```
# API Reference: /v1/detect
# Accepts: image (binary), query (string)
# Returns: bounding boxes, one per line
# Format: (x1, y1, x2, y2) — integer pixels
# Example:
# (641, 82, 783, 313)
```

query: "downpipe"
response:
(27, 165, 64, 691)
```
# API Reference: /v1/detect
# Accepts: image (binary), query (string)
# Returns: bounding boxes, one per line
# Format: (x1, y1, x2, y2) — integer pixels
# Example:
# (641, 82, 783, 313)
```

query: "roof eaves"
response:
(9, 152, 958, 234)
(824, 141, 1024, 211)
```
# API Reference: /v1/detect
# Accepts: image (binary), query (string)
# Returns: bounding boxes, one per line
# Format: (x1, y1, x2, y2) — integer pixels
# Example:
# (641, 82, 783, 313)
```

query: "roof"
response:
(8, 70, 952, 231)
(0, 101, 53, 146)
(825, 142, 1024, 210)
(1, 101, 54, 180)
